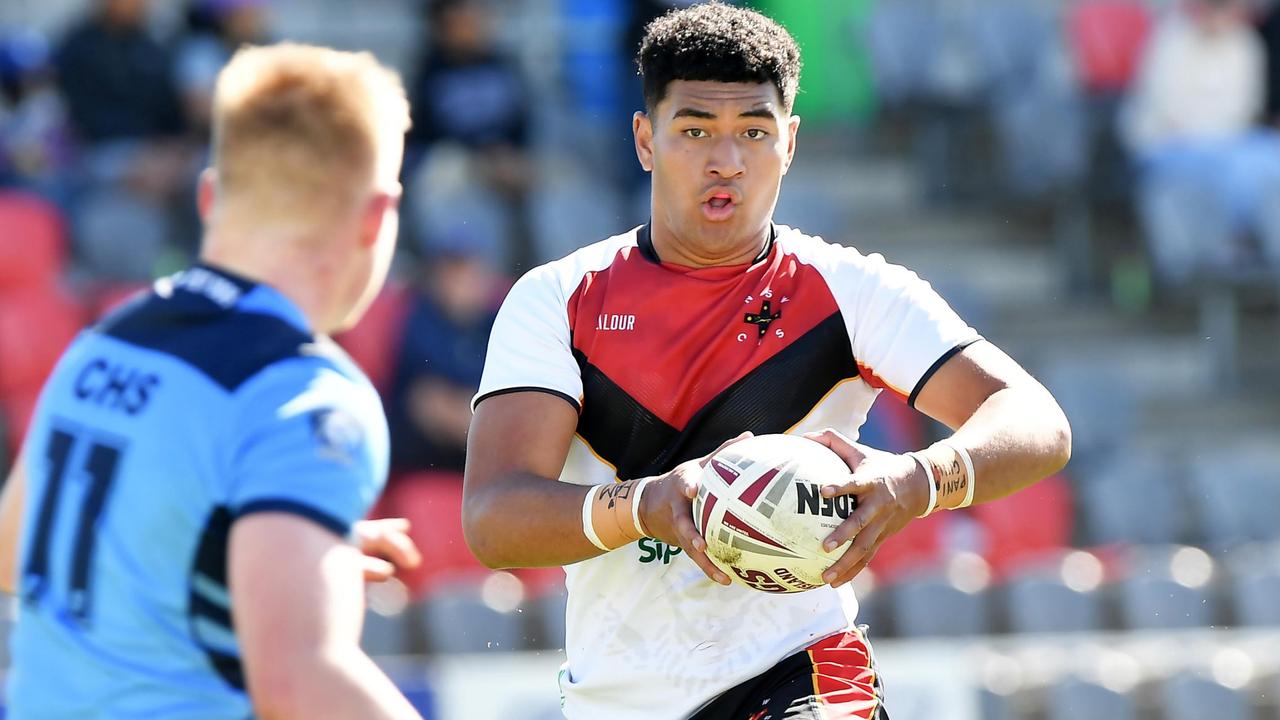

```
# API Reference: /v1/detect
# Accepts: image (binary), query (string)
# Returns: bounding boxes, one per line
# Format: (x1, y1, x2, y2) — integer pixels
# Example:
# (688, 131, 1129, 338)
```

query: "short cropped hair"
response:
(637, 2, 801, 113)
(211, 43, 410, 219)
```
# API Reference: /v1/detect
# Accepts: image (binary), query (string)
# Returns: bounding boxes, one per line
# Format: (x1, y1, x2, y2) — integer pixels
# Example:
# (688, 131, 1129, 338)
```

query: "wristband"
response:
(581, 487, 610, 551)
(581, 479, 648, 552)
(908, 451, 938, 517)
(630, 477, 653, 538)
(937, 440, 976, 508)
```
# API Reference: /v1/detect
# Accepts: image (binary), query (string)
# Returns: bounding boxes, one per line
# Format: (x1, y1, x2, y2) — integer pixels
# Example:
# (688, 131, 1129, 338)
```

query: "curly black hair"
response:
(636, 2, 801, 113)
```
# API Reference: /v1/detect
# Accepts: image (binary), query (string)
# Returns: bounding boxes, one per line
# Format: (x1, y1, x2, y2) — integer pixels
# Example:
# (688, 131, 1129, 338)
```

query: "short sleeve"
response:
(228, 362, 389, 536)
(473, 265, 582, 411)
(837, 251, 981, 406)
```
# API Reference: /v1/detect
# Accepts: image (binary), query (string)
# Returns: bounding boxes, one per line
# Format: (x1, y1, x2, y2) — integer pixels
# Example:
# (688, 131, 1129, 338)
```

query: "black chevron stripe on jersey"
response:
(574, 312, 859, 480)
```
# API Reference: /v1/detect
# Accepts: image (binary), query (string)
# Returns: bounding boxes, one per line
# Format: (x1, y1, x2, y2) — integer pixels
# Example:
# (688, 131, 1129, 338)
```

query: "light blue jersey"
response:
(7, 264, 389, 718)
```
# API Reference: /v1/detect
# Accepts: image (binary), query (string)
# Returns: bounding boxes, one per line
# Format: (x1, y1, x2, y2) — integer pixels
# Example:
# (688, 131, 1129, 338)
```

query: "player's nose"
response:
(705, 136, 746, 178)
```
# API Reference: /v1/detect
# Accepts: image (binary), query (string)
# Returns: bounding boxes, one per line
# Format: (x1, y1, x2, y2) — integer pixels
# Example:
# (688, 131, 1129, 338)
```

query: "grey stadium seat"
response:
(420, 583, 524, 654)
(1118, 546, 1219, 630)
(1189, 444, 1280, 549)
(1077, 450, 1189, 546)
(1003, 575, 1103, 634)
(1046, 677, 1138, 720)
(1159, 673, 1250, 720)
(889, 574, 989, 638)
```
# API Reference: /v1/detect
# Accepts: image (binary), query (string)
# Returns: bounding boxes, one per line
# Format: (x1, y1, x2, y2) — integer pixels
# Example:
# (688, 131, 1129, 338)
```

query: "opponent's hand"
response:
(353, 518, 423, 583)
(804, 429, 929, 588)
(638, 433, 753, 586)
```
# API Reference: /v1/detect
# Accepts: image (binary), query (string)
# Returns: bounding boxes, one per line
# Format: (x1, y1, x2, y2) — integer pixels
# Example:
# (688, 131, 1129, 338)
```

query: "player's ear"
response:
(634, 111, 654, 173)
(196, 168, 217, 223)
(781, 115, 800, 176)
(357, 191, 397, 249)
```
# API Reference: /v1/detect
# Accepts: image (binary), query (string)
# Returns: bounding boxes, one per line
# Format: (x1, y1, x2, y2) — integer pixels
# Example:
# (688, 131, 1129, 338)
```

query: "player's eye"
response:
(744, 128, 768, 140)
(684, 128, 707, 139)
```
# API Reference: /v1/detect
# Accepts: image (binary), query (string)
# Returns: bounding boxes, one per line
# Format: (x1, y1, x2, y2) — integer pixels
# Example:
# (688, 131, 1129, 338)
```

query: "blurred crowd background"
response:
(2, 0, 1280, 718)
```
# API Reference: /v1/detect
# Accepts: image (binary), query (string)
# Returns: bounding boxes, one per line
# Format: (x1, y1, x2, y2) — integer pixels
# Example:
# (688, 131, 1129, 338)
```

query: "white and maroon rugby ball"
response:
(693, 433, 854, 593)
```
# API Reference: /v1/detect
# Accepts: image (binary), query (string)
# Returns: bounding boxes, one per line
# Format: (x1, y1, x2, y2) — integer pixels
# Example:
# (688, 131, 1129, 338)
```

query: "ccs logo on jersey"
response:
(311, 408, 364, 464)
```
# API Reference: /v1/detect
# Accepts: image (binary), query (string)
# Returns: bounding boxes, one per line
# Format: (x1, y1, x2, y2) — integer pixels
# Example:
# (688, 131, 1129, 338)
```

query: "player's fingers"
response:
(696, 431, 754, 468)
(821, 491, 882, 551)
(361, 555, 397, 583)
(804, 428, 868, 472)
(674, 513, 729, 585)
(819, 470, 878, 501)
(823, 519, 886, 586)
(372, 528, 423, 570)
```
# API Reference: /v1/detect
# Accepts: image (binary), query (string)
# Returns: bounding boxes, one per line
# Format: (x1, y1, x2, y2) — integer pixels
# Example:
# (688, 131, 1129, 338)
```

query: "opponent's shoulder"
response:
(94, 282, 316, 393)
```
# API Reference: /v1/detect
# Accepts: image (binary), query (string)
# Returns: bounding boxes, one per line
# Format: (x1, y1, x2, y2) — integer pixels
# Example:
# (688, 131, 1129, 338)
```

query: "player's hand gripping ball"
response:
(693, 433, 854, 593)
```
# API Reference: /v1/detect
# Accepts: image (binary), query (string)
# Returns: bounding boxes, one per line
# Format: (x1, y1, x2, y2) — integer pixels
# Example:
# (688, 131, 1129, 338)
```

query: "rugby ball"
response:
(693, 433, 854, 593)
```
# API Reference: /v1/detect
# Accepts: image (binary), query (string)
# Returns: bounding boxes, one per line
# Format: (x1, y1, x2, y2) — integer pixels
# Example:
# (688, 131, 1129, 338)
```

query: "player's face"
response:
(336, 133, 404, 332)
(636, 80, 798, 261)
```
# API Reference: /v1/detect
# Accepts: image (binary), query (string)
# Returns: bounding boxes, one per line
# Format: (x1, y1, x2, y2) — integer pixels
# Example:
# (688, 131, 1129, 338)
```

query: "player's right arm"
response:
(230, 513, 420, 720)
(462, 264, 727, 582)
(464, 391, 728, 584)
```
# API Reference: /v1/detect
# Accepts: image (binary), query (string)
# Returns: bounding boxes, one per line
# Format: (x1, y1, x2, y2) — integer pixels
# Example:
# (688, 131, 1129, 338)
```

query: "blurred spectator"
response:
(405, 0, 534, 272)
(55, 0, 199, 280)
(387, 240, 502, 475)
(1122, 0, 1280, 284)
(174, 0, 272, 137)
(0, 31, 71, 201)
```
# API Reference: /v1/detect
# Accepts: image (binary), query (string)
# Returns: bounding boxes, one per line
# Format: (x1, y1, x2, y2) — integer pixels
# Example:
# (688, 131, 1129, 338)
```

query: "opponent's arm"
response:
(462, 391, 730, 584)
(0, 449, 26, 594)
(230, 513, 421, 720)
(815, 340, 1070, 586)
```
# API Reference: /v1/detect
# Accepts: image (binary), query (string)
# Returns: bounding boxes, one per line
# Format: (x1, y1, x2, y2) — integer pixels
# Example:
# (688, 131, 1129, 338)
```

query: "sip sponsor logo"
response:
(637, 537, 683, 564)
(311, 408, 364, 464)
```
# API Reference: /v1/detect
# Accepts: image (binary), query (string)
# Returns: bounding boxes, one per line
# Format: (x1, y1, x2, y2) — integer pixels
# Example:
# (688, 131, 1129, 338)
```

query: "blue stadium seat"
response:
(1003, 575, 1103, 634)
(420, 578, 525, 654)
(1226, 543, 1280, 626)
(1189, 444, 1280, 549)
(1117, 546, 1219, 630)
(889, 571, 989, 638)
(1159, 672, 1251, 720)
(1077, 449, 1189, 546)
(1046, 677, 1138, 720)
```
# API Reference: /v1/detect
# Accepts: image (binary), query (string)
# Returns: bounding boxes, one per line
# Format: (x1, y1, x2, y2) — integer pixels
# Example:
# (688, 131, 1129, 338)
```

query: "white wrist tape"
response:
(630, 477, 653, 538)
(908, 451, 938, 517)
(581, 487, 610, 551)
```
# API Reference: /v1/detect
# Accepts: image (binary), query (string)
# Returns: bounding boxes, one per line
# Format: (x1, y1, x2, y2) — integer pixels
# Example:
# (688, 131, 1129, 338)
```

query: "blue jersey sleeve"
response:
(227, 360, 389, 536)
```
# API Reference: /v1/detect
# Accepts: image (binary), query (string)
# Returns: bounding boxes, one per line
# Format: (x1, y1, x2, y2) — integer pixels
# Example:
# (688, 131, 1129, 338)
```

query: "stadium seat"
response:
(1045, 676, 1137, 720)
(1039, 362, 1137, 463)
(1225, 543, 1280, 626)
(1159, 673, 1251, 720)
(1003, 575, 1103, 634)
(1077, 449, 1189, 546)
(1117, 546, 1219, 630)
(0, 191, 67, 291)
(361, 607, 421, 657)
(1188, 443, 1280, 549)
(367, 473, 489, 600)
(333, 282, 410, 395)
(0, 284, 83, 395)
(419, 579, 525, 654)
(530, 586, 568, 651)
(888, 569, 990, 638)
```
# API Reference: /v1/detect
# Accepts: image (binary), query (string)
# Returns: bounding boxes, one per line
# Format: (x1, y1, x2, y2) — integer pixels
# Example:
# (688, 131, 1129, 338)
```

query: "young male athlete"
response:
(464, 4, 1072, 719)
(0, 44, 423, 719)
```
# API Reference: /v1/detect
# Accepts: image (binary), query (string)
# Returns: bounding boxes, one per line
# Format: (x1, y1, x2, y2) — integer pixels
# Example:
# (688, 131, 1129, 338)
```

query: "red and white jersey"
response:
(475, 224, 980, 720)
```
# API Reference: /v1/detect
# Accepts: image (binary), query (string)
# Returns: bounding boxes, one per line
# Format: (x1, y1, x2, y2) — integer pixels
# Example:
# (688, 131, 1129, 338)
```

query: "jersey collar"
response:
(176, 263, 313, 335)
(637, 223, 777, 269)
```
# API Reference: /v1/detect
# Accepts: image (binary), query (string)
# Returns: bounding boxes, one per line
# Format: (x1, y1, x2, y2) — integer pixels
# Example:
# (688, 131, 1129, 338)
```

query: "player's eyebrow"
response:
(672, 107, 717, 120)
(671, 106, 776, 120)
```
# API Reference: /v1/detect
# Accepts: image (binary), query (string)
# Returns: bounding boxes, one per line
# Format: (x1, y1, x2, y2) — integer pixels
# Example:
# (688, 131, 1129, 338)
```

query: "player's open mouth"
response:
(702, 193, 736, 221)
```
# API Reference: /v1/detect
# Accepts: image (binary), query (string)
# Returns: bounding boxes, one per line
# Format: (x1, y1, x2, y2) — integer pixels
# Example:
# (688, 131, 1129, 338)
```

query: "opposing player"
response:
(464, 4, 1072, 719)
(0, 44, 422, 718)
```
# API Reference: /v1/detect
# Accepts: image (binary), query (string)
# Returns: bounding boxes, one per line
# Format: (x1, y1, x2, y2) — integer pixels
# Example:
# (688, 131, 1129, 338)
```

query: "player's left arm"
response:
(0, 448, 26, 595)
(813, 339, 1071, 587)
